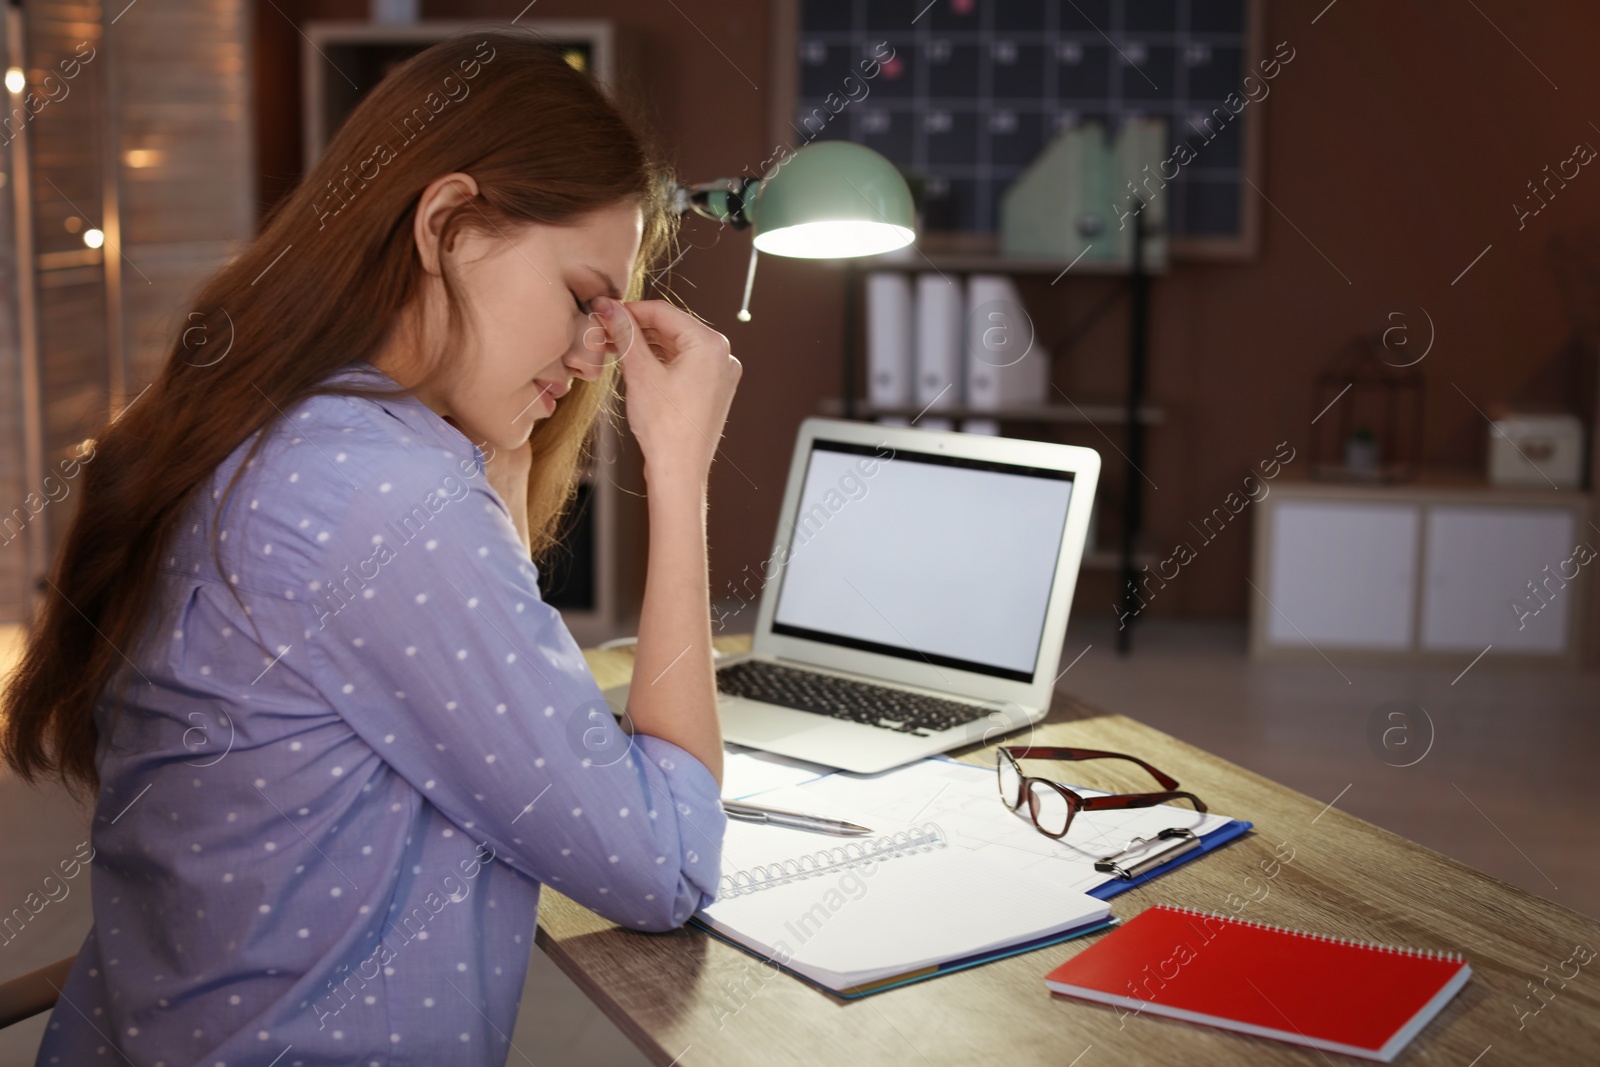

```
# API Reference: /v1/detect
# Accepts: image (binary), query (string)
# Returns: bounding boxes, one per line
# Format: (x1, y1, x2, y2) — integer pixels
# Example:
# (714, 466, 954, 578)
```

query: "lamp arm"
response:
(670, 177, 762, 230)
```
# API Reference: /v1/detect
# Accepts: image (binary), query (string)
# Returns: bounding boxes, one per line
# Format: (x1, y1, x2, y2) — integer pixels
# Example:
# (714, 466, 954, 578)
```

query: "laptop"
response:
(604, 417, 1101, 774)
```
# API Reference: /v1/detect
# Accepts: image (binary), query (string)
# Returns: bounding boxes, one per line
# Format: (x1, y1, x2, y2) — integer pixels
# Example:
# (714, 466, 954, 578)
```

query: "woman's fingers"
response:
(641, 329, 671, 363)
(593, 298, 710, 369)
(596, 296, 740, 485)
(590, 298, 640, 362)
(586, 303, 669, 375)
(615, 299, 726, 355)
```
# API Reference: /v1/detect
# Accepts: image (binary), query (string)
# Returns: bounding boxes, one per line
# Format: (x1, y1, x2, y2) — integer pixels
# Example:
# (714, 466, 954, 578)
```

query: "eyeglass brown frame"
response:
(996, 746, 1207, 840)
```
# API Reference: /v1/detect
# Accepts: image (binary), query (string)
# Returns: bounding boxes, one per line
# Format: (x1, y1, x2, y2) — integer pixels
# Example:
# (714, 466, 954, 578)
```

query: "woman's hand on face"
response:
(593, 297, 741, 488)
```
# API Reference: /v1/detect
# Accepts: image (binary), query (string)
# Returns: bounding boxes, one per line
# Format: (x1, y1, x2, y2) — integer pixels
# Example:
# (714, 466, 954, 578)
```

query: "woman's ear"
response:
(413, 172, 481, 276)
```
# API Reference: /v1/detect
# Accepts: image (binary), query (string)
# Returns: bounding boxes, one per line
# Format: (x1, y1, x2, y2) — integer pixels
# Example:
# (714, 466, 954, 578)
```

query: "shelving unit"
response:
(818, 398, 1164, 426)
(824, 212, 1164, 652)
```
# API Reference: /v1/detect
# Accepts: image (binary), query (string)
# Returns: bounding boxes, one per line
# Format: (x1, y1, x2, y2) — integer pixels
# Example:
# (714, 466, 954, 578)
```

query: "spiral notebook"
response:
(1045, 905, 1471, 1062)
(694, 821, 1113, 998)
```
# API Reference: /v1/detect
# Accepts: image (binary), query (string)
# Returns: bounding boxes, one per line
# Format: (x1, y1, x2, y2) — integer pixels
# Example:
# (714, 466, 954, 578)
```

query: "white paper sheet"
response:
(723, 758, 1233, 895)
(719, 748, 832, 801)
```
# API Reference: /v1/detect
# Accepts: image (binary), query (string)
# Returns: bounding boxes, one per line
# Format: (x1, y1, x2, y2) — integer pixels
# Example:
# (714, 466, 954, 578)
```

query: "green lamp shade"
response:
(749, 142, 915, 259)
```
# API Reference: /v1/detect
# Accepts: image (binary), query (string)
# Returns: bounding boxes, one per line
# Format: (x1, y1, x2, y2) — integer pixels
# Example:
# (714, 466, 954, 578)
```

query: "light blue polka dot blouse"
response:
(36, 362, 727, 1066)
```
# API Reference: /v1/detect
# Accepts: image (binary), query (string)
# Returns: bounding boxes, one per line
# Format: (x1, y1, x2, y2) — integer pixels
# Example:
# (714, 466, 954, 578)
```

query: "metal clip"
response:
(1093, 827, 1202, 880)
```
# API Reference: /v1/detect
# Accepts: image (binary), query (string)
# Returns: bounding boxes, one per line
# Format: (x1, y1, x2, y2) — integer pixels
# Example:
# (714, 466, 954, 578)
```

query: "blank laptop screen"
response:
(769, 439, 1075, 683)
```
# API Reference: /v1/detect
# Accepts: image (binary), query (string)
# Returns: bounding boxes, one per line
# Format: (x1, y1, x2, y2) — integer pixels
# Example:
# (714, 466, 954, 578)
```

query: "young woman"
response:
(2, 29, 739, 1064)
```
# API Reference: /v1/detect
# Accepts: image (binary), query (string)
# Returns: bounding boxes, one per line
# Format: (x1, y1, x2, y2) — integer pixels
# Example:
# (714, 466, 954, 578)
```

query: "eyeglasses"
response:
(996, 746, 1207, 840)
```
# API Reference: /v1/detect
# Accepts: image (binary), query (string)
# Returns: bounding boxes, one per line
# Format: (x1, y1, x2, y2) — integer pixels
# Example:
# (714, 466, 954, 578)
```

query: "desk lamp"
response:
(670, 141, 915, 320)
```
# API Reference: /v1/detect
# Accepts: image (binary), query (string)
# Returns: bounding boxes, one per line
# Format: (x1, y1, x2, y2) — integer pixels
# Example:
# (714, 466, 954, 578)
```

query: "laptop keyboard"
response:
(715, 660, 992, 735)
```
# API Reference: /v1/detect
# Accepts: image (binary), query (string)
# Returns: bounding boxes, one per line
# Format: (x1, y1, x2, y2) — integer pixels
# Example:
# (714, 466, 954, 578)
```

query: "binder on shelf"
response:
(865, 272, 914, 410)
(964, 274, 1049, 415)
(914, 273, 963, 431)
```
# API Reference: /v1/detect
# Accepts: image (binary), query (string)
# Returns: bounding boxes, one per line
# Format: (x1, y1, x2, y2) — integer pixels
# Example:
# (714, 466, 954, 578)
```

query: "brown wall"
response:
(254, 1, 1600, 622)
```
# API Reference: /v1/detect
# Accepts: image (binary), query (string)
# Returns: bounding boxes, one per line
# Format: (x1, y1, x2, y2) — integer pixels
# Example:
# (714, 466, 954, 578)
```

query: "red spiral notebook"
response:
(1045, 905, 1471, 1062)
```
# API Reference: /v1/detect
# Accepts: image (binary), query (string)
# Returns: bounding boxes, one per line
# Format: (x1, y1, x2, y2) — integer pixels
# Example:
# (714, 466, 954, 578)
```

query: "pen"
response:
(721, 800, 873, 836)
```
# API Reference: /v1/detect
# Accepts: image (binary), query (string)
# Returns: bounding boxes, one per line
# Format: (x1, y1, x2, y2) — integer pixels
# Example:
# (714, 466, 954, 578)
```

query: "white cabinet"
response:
(1420, 507, 1575, 654)
(1251, 483, 1591, 663)
(1264, 502, 1418, 650)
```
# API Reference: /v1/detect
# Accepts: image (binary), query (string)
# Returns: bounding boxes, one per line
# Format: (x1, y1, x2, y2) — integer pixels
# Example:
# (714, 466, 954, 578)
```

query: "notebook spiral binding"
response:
(717, 823, 948, 898)
(1152, 904, 1465, 962)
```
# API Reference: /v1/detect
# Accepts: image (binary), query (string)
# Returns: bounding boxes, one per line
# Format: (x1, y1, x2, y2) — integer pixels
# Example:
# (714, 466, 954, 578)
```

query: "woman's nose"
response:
(567, 345, 606, 382)
(570, 314, 612, 380)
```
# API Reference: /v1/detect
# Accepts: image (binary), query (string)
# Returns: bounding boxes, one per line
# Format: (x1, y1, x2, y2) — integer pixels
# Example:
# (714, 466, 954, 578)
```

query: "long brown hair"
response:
(3, 29, 677, 794)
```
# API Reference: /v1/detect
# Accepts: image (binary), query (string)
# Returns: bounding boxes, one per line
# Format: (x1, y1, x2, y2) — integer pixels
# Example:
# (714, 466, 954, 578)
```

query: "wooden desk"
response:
(541, 637, 1600, 1065)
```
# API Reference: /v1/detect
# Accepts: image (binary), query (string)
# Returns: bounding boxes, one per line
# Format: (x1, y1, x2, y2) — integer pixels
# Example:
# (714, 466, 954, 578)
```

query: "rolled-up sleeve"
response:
(293, 450, 725, 931)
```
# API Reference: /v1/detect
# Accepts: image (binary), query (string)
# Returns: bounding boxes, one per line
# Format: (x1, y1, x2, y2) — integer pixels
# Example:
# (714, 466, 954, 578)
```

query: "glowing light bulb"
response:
(4, 68, 23, 94)
(752, 221, 914, 259)
(83, 228, 105, 249)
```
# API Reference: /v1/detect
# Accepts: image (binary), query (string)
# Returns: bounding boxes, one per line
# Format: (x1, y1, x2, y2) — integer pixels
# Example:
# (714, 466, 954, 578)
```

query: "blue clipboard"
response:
(1087, 819, 1254, 900)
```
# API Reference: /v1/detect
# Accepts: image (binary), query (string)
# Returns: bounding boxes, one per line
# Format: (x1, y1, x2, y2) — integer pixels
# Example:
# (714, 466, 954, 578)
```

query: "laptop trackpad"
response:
(719, 698, 837, 745)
